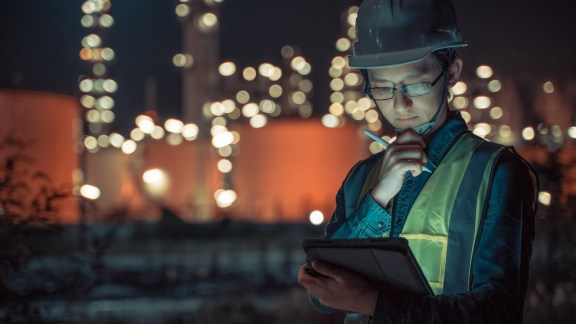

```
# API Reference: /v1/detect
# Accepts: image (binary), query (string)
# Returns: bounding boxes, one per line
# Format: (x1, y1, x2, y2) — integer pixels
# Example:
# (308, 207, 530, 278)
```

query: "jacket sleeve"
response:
(324, 178, 351, 239)
(324, 159, 365, 238)
(370, 150, 538, 324)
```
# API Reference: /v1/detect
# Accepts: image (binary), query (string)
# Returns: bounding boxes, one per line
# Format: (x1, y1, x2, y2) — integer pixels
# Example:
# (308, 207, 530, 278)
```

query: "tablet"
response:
(302, 237, 433, 296)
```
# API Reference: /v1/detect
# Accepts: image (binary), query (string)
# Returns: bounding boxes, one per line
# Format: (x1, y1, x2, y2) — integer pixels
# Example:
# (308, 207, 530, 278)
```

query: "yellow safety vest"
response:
(357, 132, 505, 295)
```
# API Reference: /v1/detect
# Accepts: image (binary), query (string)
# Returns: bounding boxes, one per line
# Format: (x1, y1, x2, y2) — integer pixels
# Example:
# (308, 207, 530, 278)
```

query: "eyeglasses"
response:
(365, 69, 445, 100)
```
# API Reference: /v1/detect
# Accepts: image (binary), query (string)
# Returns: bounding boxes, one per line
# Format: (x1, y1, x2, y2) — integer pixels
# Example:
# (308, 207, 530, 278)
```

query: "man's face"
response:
(367, 56, 448, 132)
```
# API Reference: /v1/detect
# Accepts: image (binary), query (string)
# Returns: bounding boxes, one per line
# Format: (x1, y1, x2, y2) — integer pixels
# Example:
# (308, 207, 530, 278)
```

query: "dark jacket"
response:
(323, 111, 538, 323)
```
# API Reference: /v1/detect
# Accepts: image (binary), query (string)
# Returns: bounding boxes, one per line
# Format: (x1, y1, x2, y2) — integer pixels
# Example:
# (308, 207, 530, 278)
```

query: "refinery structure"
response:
(2, 0, 576, 225)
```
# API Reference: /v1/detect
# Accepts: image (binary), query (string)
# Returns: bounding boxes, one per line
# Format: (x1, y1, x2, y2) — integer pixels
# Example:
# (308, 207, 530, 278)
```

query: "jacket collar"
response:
(425, 110, 469, 170)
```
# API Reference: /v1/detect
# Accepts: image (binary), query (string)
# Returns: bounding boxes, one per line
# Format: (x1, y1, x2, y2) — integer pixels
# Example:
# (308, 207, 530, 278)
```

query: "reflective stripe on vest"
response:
(357, 132, 504, 295)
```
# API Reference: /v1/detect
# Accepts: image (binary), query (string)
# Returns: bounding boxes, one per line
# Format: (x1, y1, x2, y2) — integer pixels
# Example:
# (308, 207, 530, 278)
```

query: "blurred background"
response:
(0, 0, 575, 323)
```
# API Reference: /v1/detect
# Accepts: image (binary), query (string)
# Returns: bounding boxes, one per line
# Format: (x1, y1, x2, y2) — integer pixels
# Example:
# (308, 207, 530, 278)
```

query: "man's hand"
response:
(371, 131, 428, 207)
(298, 260, 378, 315)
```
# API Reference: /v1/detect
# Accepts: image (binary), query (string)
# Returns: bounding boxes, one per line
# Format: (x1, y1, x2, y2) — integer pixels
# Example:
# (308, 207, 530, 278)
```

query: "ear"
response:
(448, 58, 463, 86)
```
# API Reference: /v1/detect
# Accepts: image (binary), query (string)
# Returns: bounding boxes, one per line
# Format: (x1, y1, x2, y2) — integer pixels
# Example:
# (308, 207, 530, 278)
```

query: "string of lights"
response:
(79, 0, 117, 136)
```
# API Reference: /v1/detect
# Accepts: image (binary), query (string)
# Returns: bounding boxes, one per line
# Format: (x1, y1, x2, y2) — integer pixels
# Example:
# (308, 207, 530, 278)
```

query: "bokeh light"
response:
(164, 118, 184, 133)
(538, 191, 551, 206)
(522, 127, 535, 140)
(212, 131, 234, 148)
(451, 81, 467, 95)
(199, 13, 218, 32)
(568, 126, 576, 139)
(476, 65, 493, 79)
(121, 140, 137, 154)
(487, 80, 502, 92)
(217, 159, 233, 173)
(322, 114, 341, 128)
(543, 81, 554, 94)
(473, 123, 492, 138)
(219, 62, 236, 76)
(80, 184, 101, 200)
(243, 67, 257, 81)
(215, 189, 237, 208)
(143, 168, 165, 184)
(473, 96, 492, 109)
(182, 123, 199, 140)
(309, 210, 324, 225)
(250, 114, 268, 128)
(173, 54, 194, 68)
(489, 107, 503, 119)
(136, 115, 155, 134)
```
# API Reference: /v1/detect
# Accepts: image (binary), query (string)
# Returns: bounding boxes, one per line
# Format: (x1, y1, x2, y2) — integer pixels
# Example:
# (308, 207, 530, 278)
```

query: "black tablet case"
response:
(303, 237, 433, 296)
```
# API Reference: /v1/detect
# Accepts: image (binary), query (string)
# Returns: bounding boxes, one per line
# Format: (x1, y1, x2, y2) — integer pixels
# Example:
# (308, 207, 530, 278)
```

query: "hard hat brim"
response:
(348, 42, 467, 69)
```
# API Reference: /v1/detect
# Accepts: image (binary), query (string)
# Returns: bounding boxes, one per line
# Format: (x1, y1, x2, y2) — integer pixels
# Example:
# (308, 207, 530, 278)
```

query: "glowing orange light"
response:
(79, 48, 92, 61)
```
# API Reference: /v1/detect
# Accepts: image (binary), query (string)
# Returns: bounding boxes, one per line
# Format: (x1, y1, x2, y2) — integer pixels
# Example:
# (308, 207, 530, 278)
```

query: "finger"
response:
(298, 267, 324, 289)
(297, 264, 309, 283)
(384, 145, 424, 161)
(392, 160, 426, 177)
(386, 142, 426, 156)
(411, 167, 424, 177)
(394, 131, 426, 147)
(385, 148, 428, 168)
(298, 264, 319, 283)
(311, 260, 344, 282)
(388, 147, 426, 160)
(411, 169, 423, 177)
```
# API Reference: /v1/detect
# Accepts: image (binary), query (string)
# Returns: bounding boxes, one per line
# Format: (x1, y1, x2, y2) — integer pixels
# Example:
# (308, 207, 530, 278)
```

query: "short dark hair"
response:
(433, 48, 457, 70)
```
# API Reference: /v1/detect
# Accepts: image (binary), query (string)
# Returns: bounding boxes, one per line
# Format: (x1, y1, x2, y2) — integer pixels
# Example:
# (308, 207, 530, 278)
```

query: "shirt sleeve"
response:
(369, 150, 537, 323)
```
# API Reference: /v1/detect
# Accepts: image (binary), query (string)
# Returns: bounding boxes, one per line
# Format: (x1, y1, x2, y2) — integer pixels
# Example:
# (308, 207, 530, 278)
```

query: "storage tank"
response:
(0, 90, 80, 223)
(232, 119, 368, 222)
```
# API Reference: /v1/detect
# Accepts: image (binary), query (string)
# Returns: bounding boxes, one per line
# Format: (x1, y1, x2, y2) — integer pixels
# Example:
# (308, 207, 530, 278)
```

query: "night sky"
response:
(1, 0, 576, 133)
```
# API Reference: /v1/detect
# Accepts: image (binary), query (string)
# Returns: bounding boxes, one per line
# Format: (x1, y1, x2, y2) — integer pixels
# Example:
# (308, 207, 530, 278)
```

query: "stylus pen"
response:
(363, 129, 432, 173)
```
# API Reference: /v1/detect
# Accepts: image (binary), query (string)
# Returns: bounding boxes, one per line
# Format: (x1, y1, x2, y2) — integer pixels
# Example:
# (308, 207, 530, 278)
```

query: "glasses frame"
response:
(365, 69, 446, 100)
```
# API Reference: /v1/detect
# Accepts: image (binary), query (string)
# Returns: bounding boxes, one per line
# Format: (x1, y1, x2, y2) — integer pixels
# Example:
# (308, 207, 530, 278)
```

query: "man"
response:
(298, 0, 538, 323)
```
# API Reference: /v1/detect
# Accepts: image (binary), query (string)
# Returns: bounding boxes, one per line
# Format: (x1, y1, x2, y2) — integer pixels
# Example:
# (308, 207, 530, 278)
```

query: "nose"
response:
(393, 89, 413, 111)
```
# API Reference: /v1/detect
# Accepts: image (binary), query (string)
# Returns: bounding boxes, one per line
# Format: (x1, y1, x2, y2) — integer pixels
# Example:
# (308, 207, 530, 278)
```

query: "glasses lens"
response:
(405, 83, 431, 97)
(369, 87, 394, 100)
